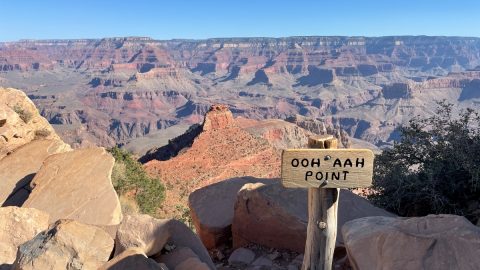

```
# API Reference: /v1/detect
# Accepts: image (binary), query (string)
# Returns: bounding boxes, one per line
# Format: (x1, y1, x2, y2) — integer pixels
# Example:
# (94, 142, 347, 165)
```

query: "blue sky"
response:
(0, 0, 479, 41)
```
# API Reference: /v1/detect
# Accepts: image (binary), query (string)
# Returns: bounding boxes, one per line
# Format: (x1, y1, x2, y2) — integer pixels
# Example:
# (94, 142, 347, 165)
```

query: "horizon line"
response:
(2, 34, 480, 43)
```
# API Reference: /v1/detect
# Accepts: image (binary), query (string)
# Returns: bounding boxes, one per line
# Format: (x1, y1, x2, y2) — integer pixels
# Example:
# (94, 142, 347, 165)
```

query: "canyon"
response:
(2, 61, 480, 269)
(1, 36, 480, 150)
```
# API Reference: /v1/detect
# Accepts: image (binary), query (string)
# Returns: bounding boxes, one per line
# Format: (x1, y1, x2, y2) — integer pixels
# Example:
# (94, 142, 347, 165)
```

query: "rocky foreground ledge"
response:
(0, 88, 214, 269)
(188, 177, 480, 270)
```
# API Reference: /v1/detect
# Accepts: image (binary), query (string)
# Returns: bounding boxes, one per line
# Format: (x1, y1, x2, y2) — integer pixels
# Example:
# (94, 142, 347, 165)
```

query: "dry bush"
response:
(370, 101, 480, 224)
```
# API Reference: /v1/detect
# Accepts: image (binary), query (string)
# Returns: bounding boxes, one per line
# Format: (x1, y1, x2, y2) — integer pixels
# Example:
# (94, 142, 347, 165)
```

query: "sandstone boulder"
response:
(100, 247, 165, 270)
(232, 182, 395, 252)
(0, 207, 49, 267)
(0, 88, 60, 160)
(22, 147, 122, 228)
(0, 139, 71, 206)
(114, 214, 169, 257)
(12, 219, 114, 270)
(188, 176, 275, 249)
(342, 215, 480, 270)
(114, 214, 215, 269)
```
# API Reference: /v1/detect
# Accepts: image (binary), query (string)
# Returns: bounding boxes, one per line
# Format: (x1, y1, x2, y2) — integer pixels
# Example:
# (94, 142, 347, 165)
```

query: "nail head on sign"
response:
(324, 155, 331, 161)
(317, 221, 327, 229)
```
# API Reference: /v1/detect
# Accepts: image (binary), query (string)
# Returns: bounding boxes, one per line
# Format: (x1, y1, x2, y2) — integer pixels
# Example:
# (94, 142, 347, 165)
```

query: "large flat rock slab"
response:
(188, 176, 277, 249)
(0, 139, 71, 206)
(23, 147, 122, 227)
(232, 182, 395, 253)
(342, 215, 480, 270)
(12, 219, 114, 270)
(0, 207, 49, 267)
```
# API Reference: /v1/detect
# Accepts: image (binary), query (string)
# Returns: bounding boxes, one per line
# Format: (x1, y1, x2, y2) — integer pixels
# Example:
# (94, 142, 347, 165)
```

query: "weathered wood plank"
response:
(281, 148, 374, 189)
(302, 136, 339, 270)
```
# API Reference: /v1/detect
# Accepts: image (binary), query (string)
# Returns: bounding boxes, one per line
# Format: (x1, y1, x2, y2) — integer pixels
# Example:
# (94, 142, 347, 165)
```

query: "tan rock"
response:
(0, 139, 71, 206)
(12, 219, 114, 270)
(342, 215, 480, 270)
(22, 147, 122, 227)
(0, 207, 49, 266)
(114, 214, 170, 257)
(115, 214, 215, 269)
(232, 181, 395, 252)
(0, 88, 60, 160)
(188, 176, 275, 249)
(99, 247, 164, 270)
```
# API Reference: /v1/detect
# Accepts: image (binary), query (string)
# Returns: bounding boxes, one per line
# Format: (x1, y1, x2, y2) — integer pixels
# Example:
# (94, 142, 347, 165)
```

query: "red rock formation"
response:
(202, 104, 235, 131)
(143, 104, 314, 217)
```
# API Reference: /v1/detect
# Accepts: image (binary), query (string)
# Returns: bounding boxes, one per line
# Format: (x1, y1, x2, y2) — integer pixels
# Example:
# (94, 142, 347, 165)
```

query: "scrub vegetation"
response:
(109, 146, 165, 217)
(370, 101, 480, 224)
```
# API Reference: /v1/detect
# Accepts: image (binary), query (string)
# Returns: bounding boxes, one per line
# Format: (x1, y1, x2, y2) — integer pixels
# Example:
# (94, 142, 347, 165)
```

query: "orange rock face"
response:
(202, 104, 235, 131)
(144, 104, 308, 217)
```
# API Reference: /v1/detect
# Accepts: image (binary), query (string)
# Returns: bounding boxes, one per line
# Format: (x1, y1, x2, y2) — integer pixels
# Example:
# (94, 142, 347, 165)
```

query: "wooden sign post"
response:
(281, 135, 374, 270)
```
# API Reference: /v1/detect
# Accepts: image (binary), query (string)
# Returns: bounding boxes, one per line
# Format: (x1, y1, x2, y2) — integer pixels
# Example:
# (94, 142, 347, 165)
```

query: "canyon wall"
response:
(1, 36, 480, 148)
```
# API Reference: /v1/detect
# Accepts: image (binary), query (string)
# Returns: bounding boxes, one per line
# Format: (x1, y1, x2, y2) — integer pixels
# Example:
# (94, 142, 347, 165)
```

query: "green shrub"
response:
(369, 101, 480, 223)
(109, 147, 165, 217)
(13, 105, 33, 123)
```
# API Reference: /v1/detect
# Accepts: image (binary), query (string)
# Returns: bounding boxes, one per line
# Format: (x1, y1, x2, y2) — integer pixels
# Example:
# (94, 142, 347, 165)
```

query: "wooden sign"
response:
(281, 148, 374, 189)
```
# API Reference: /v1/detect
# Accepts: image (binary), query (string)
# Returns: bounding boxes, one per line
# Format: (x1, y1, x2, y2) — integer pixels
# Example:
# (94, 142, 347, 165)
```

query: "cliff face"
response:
(4, 36, 480, 74)
(202, 104, 236, 131)
(1, 36, 480, 147)
(143, 105, 275, 216)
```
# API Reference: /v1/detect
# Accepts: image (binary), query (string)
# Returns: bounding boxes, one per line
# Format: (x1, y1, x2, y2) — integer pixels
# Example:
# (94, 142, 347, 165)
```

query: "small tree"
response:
(370, 101, 480, 223)
(109, 147, 166, 217)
